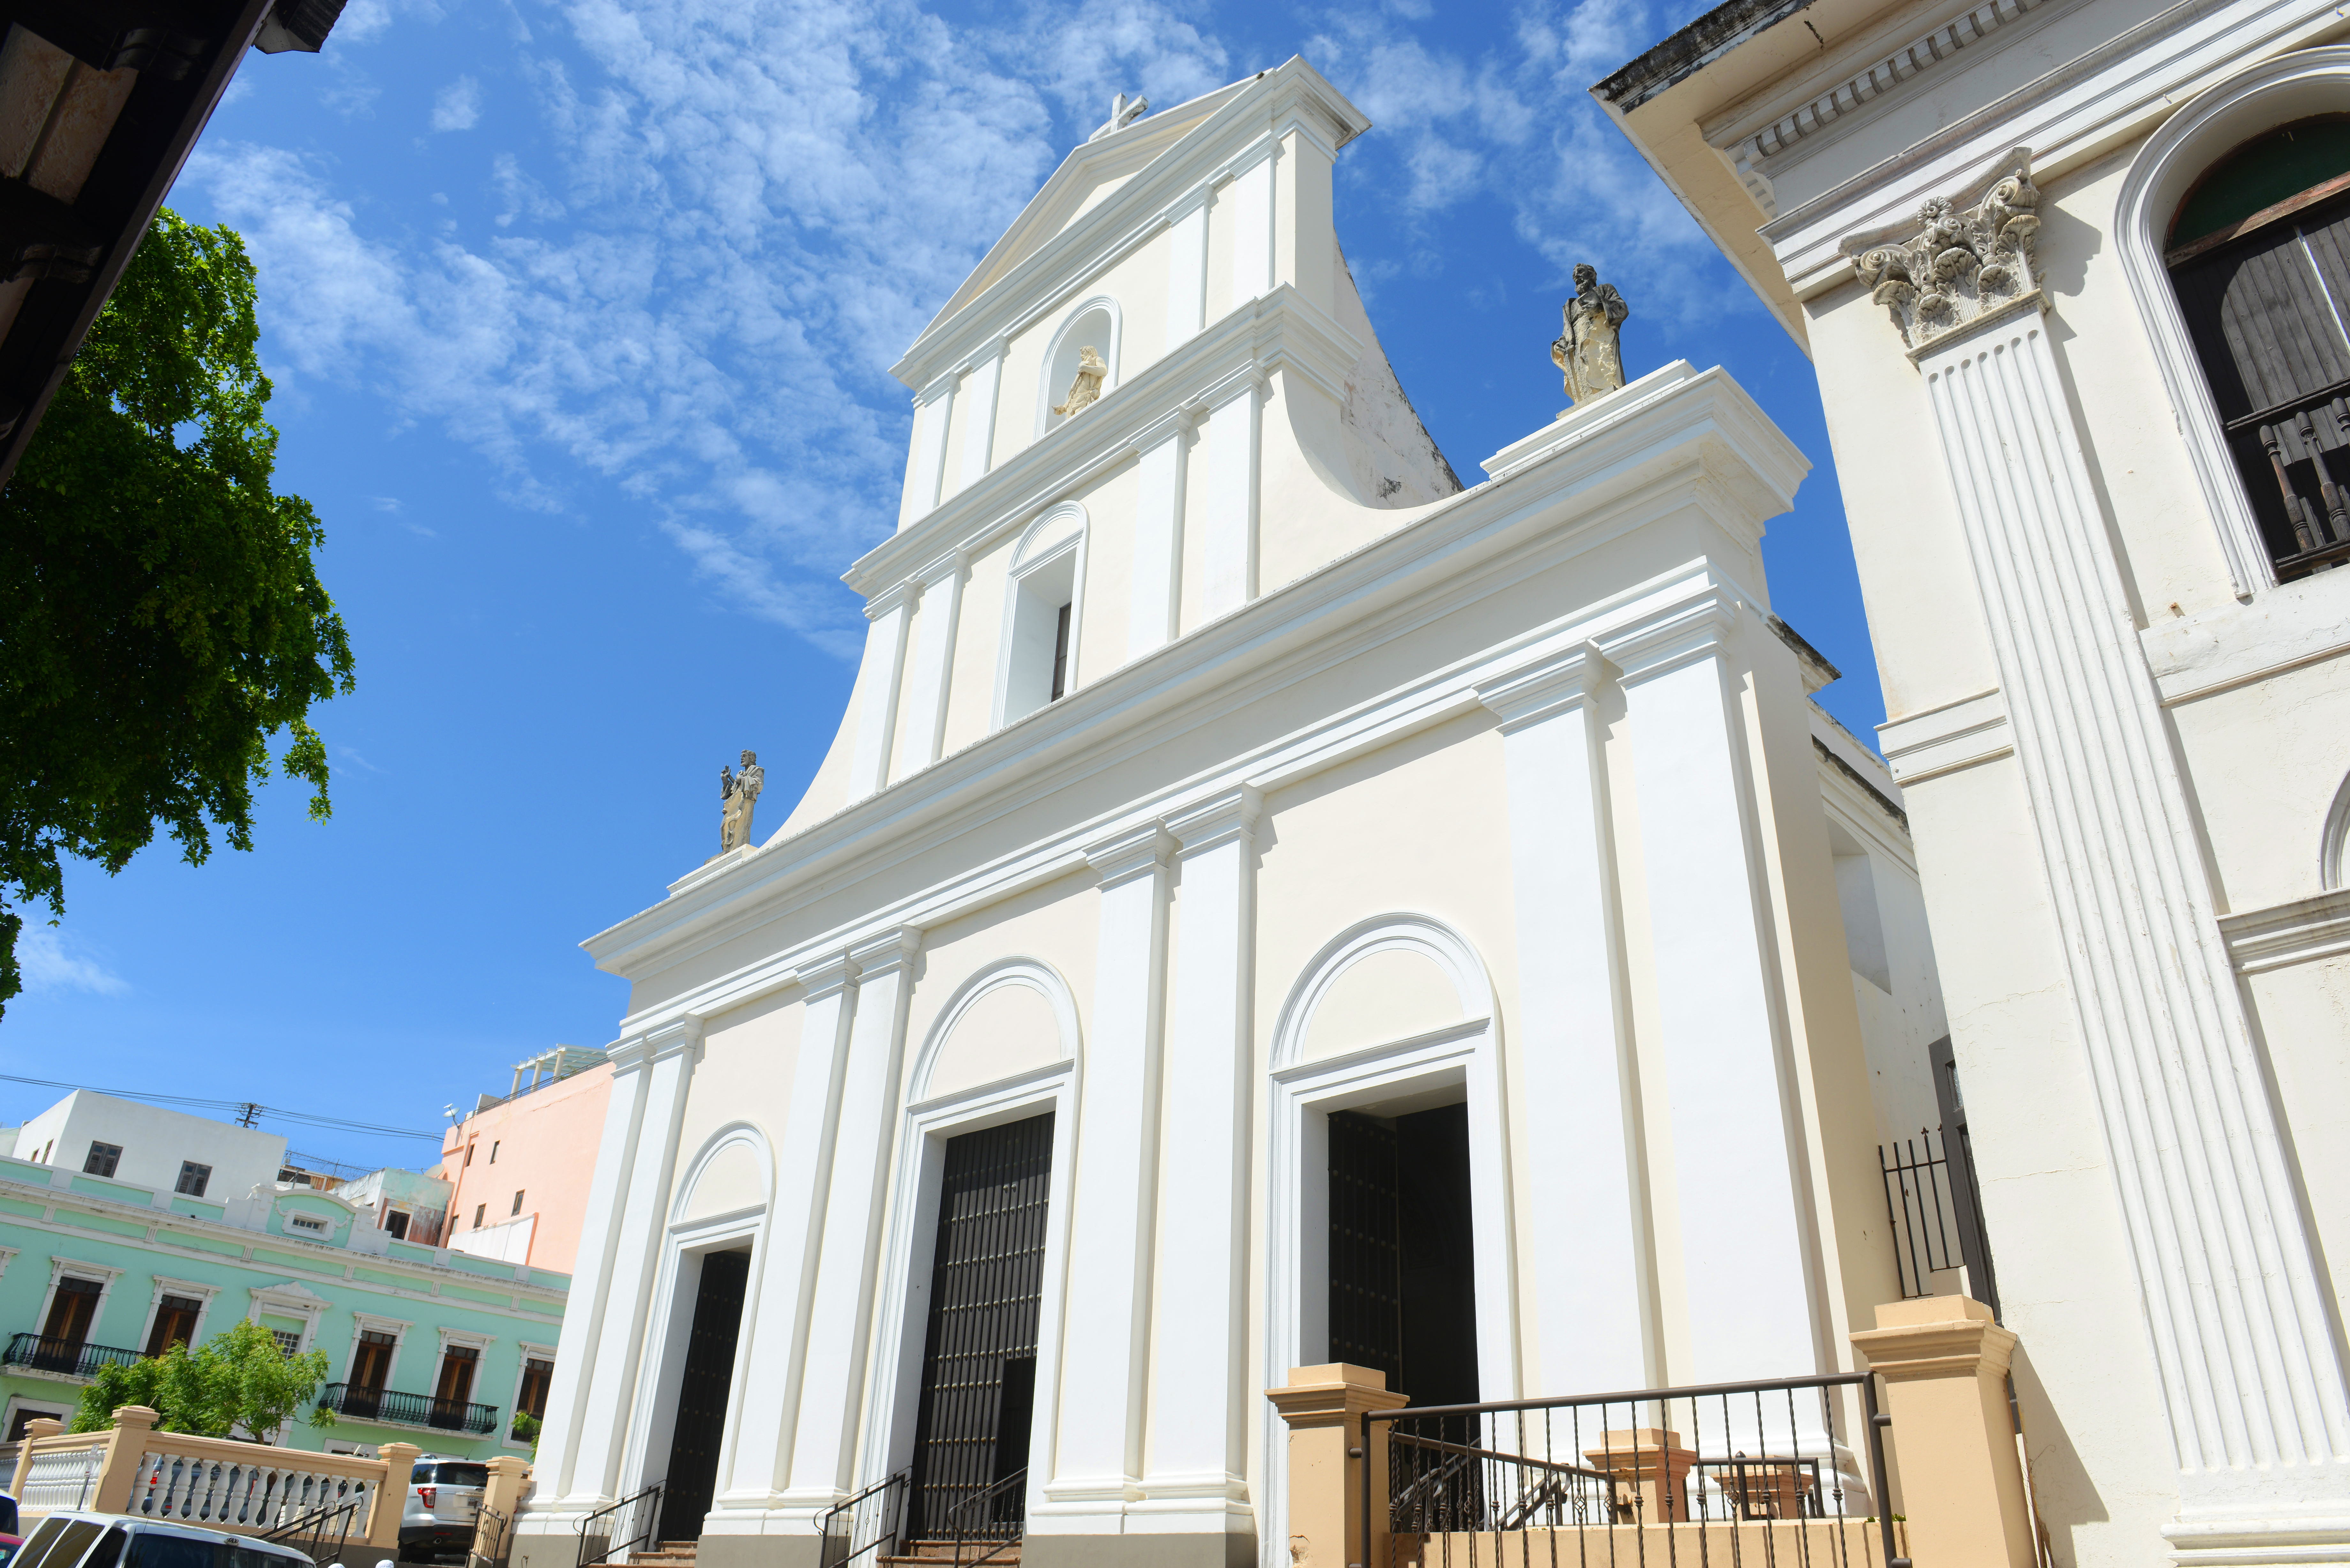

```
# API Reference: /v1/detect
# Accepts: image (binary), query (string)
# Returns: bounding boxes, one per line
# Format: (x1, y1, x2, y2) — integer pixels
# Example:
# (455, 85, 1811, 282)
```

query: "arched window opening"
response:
(2168, 115, 2350, 579)
(999, 507, 1085, 726)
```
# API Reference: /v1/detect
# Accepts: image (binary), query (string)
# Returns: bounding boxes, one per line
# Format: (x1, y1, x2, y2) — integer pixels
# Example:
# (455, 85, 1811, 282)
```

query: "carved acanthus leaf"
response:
(1844, 148, 2042, 351)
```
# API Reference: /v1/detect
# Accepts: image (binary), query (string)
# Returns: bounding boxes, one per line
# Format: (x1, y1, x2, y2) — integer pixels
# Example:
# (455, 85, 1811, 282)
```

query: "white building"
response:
(10, 1091, 287, 1205)
(1596, 4, 2350, 1566)
(514, 59, 1953, 1568)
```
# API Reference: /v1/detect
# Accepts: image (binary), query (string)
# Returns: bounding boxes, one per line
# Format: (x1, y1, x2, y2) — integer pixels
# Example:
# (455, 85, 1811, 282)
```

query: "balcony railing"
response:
(317, 1383, 500, 1435)
(5, 1333, 144, 1380)
(2226, 383, 2350, 578)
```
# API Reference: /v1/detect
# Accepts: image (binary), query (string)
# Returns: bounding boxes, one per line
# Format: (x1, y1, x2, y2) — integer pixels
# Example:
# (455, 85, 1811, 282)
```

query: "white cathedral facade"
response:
(511, 60, 1951, 1568)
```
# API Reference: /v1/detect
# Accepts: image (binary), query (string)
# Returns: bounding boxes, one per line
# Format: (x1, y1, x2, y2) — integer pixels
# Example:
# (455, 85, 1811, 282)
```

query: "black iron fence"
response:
(1365, 1374, 1908, 1568)
(259, 1495, 364, 1567)
(317, 1383, 500, 1435)
(4, 1333, 143, 1379)
(818, 1468, 907, 1568)
(472, 1504, 513, 1568)
(576, 1481, 663, 1568)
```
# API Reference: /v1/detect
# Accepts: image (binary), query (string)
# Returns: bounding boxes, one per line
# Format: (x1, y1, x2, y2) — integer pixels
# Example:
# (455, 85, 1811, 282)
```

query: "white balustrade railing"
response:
(129, 1446, 378, 1531)
(19, 1441, 110, 1513)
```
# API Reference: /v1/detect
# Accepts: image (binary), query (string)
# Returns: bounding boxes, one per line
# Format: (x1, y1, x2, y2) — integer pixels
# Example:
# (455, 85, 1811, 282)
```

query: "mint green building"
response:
(0, 1099, 568, 1461)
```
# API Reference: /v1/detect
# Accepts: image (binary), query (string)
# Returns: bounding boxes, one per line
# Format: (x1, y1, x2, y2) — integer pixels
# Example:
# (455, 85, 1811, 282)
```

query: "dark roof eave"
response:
(1592, 0, 1823, 114)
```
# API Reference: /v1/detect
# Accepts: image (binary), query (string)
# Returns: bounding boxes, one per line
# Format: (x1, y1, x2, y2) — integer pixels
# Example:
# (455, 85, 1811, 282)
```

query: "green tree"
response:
(0, 209, 354, 1012)
(71, 1318, 337, 1443)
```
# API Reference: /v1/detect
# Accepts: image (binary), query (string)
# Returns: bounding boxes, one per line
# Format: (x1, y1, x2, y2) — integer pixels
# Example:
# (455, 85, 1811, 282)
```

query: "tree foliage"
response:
(71, 1318, 337, 1443)
(0, 209, 354, 1011)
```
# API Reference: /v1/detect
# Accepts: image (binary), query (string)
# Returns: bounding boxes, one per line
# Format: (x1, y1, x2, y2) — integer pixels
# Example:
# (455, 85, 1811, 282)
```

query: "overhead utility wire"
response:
(0, 1074, 440, 1141)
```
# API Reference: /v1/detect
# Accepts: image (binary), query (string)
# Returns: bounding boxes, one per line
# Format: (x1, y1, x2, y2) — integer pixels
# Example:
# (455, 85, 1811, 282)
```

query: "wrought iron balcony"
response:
(317, 1382, 499, 1435)
(4, 1332, 144, 1380)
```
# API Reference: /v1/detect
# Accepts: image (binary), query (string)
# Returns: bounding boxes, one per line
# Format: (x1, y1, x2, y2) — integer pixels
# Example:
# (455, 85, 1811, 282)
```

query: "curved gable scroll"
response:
(912, 958, 1082, 1103)
(672, 1125, 772, 1225)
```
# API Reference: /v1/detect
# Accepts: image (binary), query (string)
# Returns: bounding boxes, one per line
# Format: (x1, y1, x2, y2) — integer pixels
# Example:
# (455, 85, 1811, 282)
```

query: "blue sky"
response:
(5, 0, 1886, 1172)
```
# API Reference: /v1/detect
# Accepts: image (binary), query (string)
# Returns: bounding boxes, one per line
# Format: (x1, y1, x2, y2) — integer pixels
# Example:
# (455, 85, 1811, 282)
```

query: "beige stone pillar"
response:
(1266, 1365, 1408, 1568)
(1849, 1297, 2033, 1568)
(90, 1406, 157, 1515)
(1580, 1428, 1697, 1523)
(478, 1456, 532, 1563)
(372, 1442, 425, 1549)
(10, 1417, 60, 1497)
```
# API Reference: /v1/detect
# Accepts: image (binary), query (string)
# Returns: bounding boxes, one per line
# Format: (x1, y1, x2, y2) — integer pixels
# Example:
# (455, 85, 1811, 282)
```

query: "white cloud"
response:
(431, 74, 484, 130)
(18, 928, 128, 997)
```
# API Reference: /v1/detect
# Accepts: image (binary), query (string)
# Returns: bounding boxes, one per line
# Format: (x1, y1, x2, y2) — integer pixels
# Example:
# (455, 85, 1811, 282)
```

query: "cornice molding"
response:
(1475, 640, 1617, 731)
(1601, 583, 1741, 683)
(1084, 822, 1177, 887)
(796, 950, 857, 1003)
(1877, 686, 2013, 783)
(847, 926, 922, 982)
(2217, 888, 2350, 974)
(1166, 784, 1262, 853)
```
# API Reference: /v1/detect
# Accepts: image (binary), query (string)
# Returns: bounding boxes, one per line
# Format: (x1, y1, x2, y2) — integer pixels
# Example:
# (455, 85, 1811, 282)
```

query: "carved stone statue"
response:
(1087, 92, 1150, 143)
(1552, 263, 1630, 409)
(718, 749, 764, 854)
(1052, 346, 1107, 418)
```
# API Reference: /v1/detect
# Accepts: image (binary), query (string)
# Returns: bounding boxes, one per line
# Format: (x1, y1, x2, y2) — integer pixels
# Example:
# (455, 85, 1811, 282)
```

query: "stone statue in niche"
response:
(1552, 263, 1630, 410)
(718, 750, 764, 854)
(1087, 92, 1150, 143)
(1052, 346, 1107, 418)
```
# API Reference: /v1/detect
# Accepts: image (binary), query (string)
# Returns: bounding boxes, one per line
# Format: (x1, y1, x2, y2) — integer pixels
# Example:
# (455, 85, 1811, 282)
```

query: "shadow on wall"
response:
(2010, 1344, 2106, 1568)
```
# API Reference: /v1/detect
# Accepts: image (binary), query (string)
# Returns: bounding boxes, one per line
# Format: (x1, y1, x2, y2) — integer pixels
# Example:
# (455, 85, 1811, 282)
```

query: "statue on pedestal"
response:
(1052, 346, 1107, 418)
(719, 750, 764, 854)
(1551, 263, 1630, 410)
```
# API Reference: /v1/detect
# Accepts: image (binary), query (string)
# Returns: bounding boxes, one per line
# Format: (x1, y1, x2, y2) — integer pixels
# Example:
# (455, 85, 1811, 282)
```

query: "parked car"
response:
(7, 1512, 325, 1568)
(398, 1458, 487, 1564)
(0, 1534, 20, 1568)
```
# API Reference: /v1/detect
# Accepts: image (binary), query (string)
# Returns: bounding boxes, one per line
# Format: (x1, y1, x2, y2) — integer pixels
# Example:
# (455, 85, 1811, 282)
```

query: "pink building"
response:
(437, 1047, 613, 1274)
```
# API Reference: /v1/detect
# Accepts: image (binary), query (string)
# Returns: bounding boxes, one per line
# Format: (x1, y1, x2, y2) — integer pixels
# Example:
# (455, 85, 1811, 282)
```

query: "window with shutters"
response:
(83, 1142, 122, 1178)
(2168, 115, 2350, 579)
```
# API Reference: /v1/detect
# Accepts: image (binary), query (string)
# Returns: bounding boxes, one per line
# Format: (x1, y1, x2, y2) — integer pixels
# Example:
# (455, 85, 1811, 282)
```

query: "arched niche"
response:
(911, 958, 1082, 1104)
(671, 1125, 771, 1225)
(1035, 296, 1121, 437)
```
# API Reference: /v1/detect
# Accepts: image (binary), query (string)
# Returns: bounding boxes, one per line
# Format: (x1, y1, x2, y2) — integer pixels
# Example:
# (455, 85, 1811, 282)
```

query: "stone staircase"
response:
(876, 1542, 1020, 1568)
(625, 1543, 700, 1568)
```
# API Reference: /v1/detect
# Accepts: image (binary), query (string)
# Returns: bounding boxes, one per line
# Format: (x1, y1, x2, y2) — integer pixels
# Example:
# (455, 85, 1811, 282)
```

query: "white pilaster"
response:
(712, 954, 859, 1515)
(1040, 826, 1173, 1528)
(1222, 143, 1274, 306)
(1126, 417, 1191, 662)
(785, 930, 922, 1507)
(901, 552, 968, 775)
(957, 342, 1006, 490)
(903, 372, 956, 525)
(1477, 643, 1650, 1394)
(1612, 598, 1817, 1386)
(1917, 298, 2350, 1550)
(564, 1017, 704, 1503)
(1194, 377, 1261, 622)
(1138, 786, 1259, 1529)
(541, 1047, 653, 1502)
(848, 581, 916, 801)
(1164, 187, 1210, 348)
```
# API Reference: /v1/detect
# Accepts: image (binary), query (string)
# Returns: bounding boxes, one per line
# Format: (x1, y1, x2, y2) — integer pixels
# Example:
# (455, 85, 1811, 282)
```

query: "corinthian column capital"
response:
(1841, 147, 2046, 353)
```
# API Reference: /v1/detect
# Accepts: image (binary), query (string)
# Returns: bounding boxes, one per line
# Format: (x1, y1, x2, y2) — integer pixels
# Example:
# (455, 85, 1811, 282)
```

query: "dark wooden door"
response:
(1326, 1105, 1478, 1407)
(659, 1248, 750, 1543)
(39, 1278, 101, 1368)
(908, 1112, 1054, 1541)
(432, 1345, 479, 1429)
(144, 1296, 203, 1357)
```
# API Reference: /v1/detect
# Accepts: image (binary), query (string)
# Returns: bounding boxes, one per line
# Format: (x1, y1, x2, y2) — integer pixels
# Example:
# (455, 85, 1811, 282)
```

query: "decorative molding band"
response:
(796, 951, 858, 1004)
(1735, 0, 2057, 169)
(1601, 585, 1740, 683)
(1917, 304, 2350, 1488)
(2217, 889, 2350, 974)
(639, 1016, 705, 1063)
(846, 927, 921, 982)
(865, 578, 921, 620)
(1846, 149, 2043, 353)
(1878, 687, 2013, 783)
(1165, 784, 1262, 853)
(1084, 822, 1177, 887)
(1813, 736, 1910, 831)
(1474, 640, 1616, 731)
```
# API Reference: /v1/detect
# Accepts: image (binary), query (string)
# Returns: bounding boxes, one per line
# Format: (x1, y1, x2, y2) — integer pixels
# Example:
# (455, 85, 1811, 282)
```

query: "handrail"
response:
(1362, 1372, 1907, 1568)
(4, 1333, 143, 1380)
(576, 1481, 663, 1568)
(817, 1468, 908, 1568)
(259, 1495, 364, 1565)
(943, 1467, 1025, 1568)
(319, 1383, 501, 1436)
